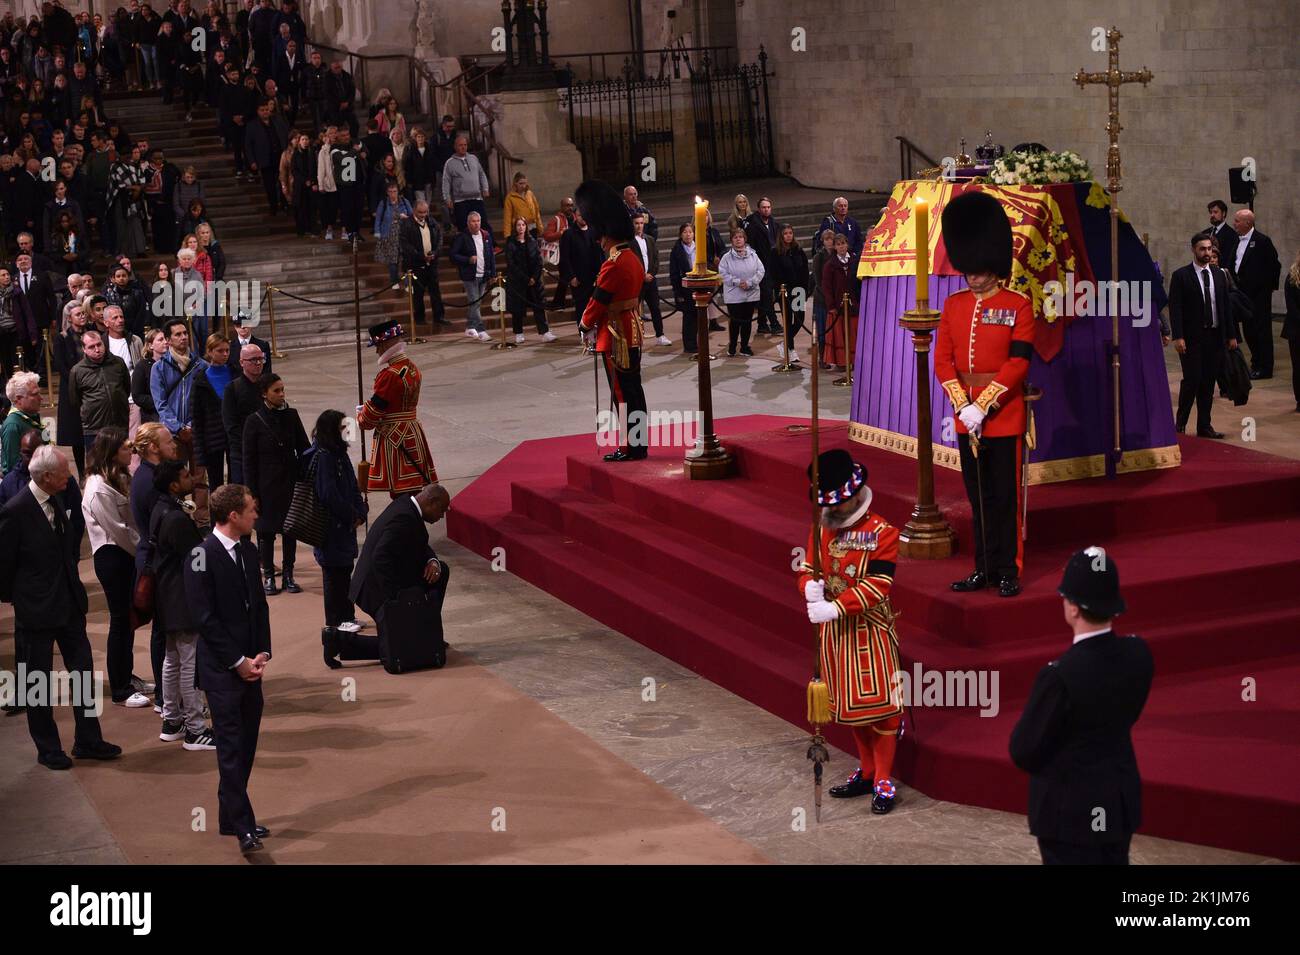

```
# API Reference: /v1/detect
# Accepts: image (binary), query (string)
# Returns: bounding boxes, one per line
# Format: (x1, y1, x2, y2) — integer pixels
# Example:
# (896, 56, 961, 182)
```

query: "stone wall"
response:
(733, 0, 1300, 311)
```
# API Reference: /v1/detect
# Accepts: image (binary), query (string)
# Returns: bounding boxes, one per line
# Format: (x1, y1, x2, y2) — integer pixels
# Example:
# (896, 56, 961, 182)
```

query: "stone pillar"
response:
(490, 90, 584, 223)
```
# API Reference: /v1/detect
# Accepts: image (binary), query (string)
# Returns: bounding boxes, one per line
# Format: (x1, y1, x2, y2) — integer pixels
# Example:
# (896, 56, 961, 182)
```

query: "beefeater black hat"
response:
(575, 179, 633, 243)
(941, 190, 1013, 279)
(807, 449, 868, 506)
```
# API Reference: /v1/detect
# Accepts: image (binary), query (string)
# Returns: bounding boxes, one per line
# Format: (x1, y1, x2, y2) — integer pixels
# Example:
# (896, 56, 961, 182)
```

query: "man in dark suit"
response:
(1010, 547, 1153, 864)
(0, 446, 120, 769)
(11, 253, 56, 388)
(1168, 233, 1238, 438)
(743, 197, 782, 334)
(226, 311, 273, 377)
(631, 211, 668, 344)
(341, 485, 451, 664)
(559, 211, 602, 327)
(184, 483, 273, 853)
(272, 37, 303, 122)
(399, 200, 448, 328)
(1205, 199, 1237, 272)
(1229, 209, 1282, 379)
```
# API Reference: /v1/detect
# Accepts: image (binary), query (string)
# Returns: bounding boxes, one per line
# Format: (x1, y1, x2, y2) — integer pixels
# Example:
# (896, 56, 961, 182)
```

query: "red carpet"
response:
(448, 415, 1300, 859)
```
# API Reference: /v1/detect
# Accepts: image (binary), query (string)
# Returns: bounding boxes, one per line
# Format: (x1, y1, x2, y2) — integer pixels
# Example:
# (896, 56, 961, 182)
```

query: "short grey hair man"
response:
(5, 370, 40, 404)
(28, 444, 68, 485)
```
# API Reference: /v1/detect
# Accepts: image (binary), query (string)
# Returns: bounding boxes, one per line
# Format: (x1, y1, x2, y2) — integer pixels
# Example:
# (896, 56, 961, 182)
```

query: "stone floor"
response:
(3, 307, 1294, 865)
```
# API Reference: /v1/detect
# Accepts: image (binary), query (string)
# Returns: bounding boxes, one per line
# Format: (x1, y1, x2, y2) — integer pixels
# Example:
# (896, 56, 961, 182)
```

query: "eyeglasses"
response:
(243, 357, 266, 364)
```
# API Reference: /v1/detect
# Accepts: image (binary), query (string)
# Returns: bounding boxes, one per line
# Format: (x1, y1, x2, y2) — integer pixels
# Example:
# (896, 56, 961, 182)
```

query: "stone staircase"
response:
(96, 92, 886, 353)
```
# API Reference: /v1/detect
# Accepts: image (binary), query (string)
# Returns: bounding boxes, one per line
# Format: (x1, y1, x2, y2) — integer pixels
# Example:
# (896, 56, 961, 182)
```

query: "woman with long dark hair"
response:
(81, 427, 148, 707)
(242, 373, 309, 595)
(504, 215, 552, 343)
(772, 223, 810, 365)
(306, 409, 370, 667)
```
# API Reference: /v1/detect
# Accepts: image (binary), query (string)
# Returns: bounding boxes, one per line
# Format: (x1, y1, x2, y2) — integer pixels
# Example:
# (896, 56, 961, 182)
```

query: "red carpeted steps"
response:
(448, 414, 1300, 859)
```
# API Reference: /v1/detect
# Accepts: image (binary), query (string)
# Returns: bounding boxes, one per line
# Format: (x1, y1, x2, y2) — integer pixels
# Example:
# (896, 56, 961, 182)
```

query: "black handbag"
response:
(283, 452, 327, 548)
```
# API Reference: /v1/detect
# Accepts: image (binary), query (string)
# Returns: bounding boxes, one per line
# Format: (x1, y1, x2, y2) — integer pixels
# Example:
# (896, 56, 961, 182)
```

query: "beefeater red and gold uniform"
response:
(933, 286, 1035, 437)
(581, 241, 649, 455)
(796, 507, 903, 726)
(356, 352, 437, 493)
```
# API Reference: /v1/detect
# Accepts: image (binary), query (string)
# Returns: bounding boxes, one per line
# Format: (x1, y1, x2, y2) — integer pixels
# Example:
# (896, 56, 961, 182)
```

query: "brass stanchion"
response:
(771, 283, 797, 373)
(266, 285, 287, 359)
(683, 266, 734, 479)
(405, 270, 426, 343)
(42, 330, 55, 407)
(832, 292, 853, 387)
(490, 274, 514, 350)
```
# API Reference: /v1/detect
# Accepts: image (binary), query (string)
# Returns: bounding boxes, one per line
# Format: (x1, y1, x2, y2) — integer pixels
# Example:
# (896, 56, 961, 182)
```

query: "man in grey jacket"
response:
(441, 133, 490, 234)
(67, 329, 131, 451)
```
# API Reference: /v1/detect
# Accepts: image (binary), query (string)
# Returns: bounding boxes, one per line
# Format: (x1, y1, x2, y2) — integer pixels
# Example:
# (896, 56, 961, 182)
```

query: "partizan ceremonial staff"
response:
(575, 179, 650, 462)
(797, 449, 905, 814)
(934, 191, 1035, 598)
(355, 320, 437, 495)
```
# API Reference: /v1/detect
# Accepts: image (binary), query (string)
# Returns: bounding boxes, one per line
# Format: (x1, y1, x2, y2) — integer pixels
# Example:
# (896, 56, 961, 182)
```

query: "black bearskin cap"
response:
(575, 179, 634, 243)
(941, 190, 1013, 279)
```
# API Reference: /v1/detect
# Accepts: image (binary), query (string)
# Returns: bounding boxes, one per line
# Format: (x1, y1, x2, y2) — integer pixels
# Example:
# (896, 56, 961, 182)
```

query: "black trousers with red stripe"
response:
(602, 348, 647, 453)
(957, 433, 1022, 581)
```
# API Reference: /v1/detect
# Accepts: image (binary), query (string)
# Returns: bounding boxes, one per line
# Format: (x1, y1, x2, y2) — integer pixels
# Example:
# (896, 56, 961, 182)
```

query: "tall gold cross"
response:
(1074, 28, 1154, 194)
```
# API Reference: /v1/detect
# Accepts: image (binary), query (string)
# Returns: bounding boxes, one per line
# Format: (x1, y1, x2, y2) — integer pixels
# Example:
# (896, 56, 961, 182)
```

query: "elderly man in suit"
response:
(1230, 209, 1282, 380)
(1168, 233, 1239, 439)
(0, 446, 121, 769)
(1010, 548, 1153, 864)
(339, 485, 451, 666)
(184, 482, 272, 854)
(399, 200, 448, 329)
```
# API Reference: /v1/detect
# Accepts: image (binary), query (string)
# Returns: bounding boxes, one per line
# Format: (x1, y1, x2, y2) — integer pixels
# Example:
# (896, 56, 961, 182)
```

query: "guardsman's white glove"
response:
(959, 404, 986, 436)
(804, 580, 825, 603)
(807, 600, 839, 624)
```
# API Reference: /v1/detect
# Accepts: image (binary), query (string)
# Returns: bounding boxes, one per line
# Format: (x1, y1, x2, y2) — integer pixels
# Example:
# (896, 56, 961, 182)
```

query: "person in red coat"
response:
(796, 449, 905, 814)
(934, 191, 1035, 597)
(575, 180, 649, 462)
(821, 233, 858, 370)
(356, 320, 437, 495)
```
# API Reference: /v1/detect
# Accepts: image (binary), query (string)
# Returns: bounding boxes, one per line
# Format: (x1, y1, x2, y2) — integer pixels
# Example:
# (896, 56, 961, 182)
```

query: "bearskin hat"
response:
(574, 179, 634, 243)
(940, 190, 1013, 279)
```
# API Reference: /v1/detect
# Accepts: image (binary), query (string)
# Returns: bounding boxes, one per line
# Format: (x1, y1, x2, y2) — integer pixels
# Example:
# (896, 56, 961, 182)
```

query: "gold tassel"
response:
(807, 678, 831, 725)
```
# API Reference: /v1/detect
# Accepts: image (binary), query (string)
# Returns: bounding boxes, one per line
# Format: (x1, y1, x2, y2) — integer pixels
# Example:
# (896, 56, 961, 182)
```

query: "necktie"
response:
(50, 497, 66, 537)
(22, 273, 29, 293)
(234, 542, 251, 607)
(1201, 269, 1213, 328)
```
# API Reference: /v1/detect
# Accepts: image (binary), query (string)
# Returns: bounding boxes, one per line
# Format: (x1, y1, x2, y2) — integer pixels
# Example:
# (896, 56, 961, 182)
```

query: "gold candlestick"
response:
(683, 267, 734, 480)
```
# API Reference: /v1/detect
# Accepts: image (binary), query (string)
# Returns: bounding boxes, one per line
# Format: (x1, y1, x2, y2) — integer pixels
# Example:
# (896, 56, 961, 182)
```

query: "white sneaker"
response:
(540, 331, 558, 342)
(153, 703, 162, 714)
(656, 335, 672, 346)
(477, 331, 492, 342)
(465, 328, 480, 339)
(324, 228, 334, 240)
(514, 333, 526, 344)
(120, 692, 151, 708)
(777, 343, 786, 359)
(337, 620, 362, 633)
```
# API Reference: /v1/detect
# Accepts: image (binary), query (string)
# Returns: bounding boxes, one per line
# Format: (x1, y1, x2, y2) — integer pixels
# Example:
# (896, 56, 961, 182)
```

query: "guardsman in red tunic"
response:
(934, 191, 1035, 597)
(356, 320, 437, 496)
(796, 449, 905, 814)
(575, 179, 649, 462)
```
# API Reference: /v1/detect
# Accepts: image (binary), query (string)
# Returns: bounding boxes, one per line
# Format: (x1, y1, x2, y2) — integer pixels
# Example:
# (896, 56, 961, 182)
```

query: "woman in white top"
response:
(82, 427, 147, 708)
(717, 228, 765, 357)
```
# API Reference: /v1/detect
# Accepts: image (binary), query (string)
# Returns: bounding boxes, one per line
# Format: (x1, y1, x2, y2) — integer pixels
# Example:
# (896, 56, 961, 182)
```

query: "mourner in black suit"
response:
(226, 312, 273, 377)
(1229, 209, 1282, 379)
(184, 483, 272, 853)
(1205, 200, 1238, 274)
(398, 201, 447, 328)
(743, 199, 782, 334)
(630, 211, 665, 340)
(1010, 548, 1154, 865)
(1168, 233, 1238, 438)
(0, 447, 120, 769)
(340, 485, 450, 664)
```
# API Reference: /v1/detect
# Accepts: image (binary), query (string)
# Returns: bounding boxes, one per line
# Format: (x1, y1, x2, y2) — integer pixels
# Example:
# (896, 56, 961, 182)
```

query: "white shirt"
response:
(19, 270, 33, 293)
(28, 479, 55, 528)
(107, 335, 136, 403)
(471, 231, 485, 278)
(416, 219, 432, 256)
(1072, 626, 1112, 645)
(1193, 263, 1217, 326)
(635, 234, 649, 271)
(1235, 228, 1254, 273)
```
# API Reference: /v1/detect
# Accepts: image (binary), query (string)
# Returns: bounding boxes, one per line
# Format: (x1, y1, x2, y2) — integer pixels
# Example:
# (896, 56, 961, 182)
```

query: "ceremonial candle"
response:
(693, 197, 708, 272)
(915, 198, 929, 304)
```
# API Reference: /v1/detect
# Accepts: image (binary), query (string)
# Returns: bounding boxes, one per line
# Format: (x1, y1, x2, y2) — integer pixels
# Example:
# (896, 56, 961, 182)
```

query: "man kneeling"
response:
(331, 484, 451, 670)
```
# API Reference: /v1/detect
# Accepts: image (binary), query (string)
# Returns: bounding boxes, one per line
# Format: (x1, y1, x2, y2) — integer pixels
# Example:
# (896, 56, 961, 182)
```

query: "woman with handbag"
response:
(242, 373, 309, 595)
(82, 427, 148, 708)
(303, 410, 369, 667)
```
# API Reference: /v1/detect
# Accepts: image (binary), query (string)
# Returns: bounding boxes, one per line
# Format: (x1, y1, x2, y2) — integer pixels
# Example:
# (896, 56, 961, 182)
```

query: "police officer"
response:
(1009, 547, 1154, 864)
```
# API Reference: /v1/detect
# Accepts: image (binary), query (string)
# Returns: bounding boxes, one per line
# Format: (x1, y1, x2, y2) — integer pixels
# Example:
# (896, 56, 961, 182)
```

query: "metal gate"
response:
(562, 73, 676, 192)
(691, 46, 775, 182)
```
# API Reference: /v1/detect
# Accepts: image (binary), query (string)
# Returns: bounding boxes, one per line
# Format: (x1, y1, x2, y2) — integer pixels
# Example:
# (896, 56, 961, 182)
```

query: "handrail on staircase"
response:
(896, 136, 941, 180)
